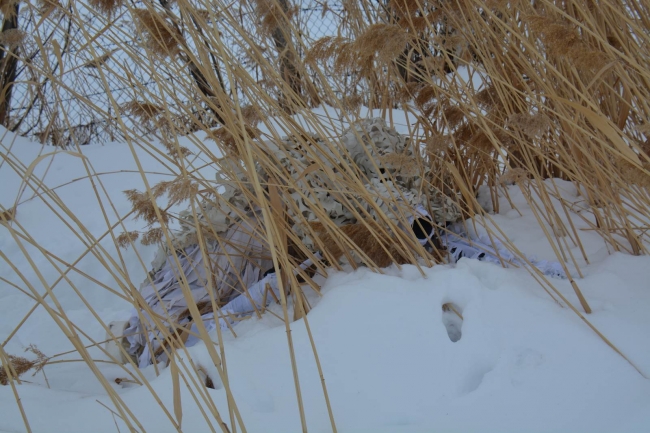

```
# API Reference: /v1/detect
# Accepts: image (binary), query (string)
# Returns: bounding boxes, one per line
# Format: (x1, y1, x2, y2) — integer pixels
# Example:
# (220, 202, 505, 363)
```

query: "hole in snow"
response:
(442, 303, 463, 342)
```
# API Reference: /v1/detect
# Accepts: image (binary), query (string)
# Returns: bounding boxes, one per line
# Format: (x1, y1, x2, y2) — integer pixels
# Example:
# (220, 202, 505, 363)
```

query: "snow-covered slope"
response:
(1, 126, 649, 432)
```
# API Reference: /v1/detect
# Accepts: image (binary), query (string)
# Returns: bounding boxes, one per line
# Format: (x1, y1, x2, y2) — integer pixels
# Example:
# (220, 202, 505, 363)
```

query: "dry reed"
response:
(88, 0, 124, 17)
(0, 346, 49, 385)
(2, 0, 650, 431)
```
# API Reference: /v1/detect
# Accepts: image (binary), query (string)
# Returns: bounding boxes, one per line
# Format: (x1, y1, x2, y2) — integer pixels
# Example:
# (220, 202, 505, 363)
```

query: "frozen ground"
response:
(1, 118, 650, 432)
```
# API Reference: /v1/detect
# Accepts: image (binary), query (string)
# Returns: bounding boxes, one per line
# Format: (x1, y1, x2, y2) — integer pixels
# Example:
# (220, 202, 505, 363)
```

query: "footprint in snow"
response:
(442, 302, 463, 343)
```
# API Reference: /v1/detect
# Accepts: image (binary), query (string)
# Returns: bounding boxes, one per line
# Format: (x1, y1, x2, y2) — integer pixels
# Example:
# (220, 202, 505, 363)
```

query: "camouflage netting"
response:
(149, 118, 462, 273)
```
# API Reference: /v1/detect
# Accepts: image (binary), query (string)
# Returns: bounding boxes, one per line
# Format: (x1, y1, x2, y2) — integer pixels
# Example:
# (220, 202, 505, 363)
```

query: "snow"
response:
(1, 124, 650, 432)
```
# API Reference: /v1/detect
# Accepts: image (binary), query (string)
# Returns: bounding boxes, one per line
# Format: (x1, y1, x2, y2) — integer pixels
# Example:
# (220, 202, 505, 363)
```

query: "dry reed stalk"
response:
(266, 177, 308, 431)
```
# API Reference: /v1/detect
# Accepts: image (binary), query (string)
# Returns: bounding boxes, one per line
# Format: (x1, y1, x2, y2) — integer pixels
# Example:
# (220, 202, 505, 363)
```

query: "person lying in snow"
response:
(106, 118, 565, 367)
(108, 206, 442, 368)
(106, 118, 461, 367)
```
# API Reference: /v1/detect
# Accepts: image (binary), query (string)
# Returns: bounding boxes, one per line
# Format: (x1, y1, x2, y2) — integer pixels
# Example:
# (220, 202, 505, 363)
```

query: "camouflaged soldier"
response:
(108, 118, 462, 366)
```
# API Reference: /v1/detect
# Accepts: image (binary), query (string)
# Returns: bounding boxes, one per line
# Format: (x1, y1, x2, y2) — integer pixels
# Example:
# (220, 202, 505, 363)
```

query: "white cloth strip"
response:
(442, 227, 567, 279)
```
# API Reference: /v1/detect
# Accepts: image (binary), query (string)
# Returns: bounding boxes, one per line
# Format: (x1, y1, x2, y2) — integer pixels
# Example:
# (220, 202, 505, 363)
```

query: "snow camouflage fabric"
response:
(264, 118, 461, 251)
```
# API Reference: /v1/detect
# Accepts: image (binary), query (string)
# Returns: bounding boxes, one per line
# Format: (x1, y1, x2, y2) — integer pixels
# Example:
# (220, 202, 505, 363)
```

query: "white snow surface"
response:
(1, 114, 650, 432)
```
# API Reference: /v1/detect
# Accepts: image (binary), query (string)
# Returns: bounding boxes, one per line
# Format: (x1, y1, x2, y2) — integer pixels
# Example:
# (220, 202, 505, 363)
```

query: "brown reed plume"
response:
(88, 0, 124, 17)
(0, 28, 25, 48)
(0, 346, 49, 385)
(124, 189, 168, 225)
(120, 101, 164, 122)
(116, 231, 140, 249)
(141, 227, 164, 245)
(133, 8, 183, 57)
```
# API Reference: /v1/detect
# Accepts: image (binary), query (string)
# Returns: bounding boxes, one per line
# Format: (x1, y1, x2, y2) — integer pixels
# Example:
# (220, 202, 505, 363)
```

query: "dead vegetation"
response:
(1, 0, 649, 430)
(0, 346, 49, 385)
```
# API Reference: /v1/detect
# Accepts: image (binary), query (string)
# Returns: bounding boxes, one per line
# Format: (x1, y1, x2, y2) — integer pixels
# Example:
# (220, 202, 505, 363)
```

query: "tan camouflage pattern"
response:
(149, 118, 461, 271)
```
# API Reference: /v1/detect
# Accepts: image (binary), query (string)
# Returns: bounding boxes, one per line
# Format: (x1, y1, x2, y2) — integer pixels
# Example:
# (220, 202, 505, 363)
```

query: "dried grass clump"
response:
(116, 231, 139, 249)
(389, 0, 423, 18)
(413, 84, 437, 115)
(508, 113, 552, 138)
(340, 94, 364, 113)
(0, 346, 49, 385)
(0, 356, 34, 385)
(168, 145, 193, 159)
(469, 131, 495, 152)
(160, 140, 192, 159)
(82, 50, 118, 68)
(435, 34, 467, 53)
(304, 36, 355, 74)
(124, 189, 168, 225)
(88, 0, 124, 16)
(208, 125, 260, 157)
(151, 180, 173, 198)
(306, 24, 413, 74)
(397, 15, 422, 32)
(141, 227, 164, 245)
(0, 29, 25, 48)
(133, 9, 183, 57)
(355, 23, 414, 63)
(425, 133, 451, 155)
(148, 178, 197, 206)
(474, 84, 500, 109)
(193, 8, 211, 21)
(619, 161, 650, 188)
(493, 129, 516, 150)
(527, 14, 609, 70)
(37, 0, 63, 17)
(0, 206, 15, 223)
(251, 0, 298, 36)
(121, 101, 164, 122)
(240, 105, 264, 126)
(442, 105, 465, 129)
(167, 178, 198, 206)
(304, 36, 342, 64)
(501, 168, 530, 185)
